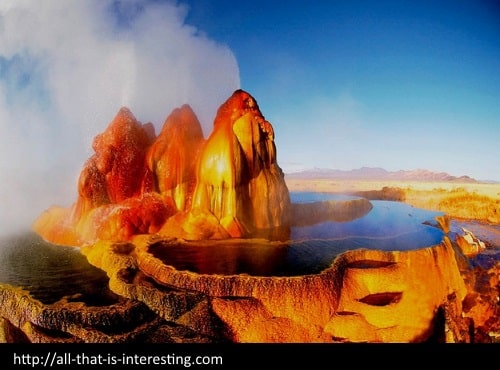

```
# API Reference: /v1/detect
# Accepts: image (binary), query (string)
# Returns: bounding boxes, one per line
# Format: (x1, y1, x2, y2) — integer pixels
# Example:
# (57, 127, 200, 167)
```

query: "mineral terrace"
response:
(0, 90, 497, 343)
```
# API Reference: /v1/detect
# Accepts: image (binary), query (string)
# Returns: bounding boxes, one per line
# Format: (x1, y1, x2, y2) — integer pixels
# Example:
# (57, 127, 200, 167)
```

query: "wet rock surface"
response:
(77, 232, 493, 342)
(0, 284, 161, 343)
(2, 218, 499, 343)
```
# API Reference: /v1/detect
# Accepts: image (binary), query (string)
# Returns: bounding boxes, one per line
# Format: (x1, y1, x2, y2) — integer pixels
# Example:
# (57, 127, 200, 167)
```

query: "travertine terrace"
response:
(11, 90, 496, 343)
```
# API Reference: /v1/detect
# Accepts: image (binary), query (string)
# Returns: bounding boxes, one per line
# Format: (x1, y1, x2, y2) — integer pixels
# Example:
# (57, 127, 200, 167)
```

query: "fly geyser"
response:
(33, 90, 292, 245)
(22, 89, 494, 344)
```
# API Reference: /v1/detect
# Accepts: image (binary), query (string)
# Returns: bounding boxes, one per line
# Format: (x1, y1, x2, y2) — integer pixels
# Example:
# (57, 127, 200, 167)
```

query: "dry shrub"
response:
(438, 192, 500, 223)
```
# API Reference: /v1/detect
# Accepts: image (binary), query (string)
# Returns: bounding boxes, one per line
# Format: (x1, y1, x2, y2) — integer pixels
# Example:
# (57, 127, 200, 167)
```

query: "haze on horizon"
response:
(0, 0, 499, 235)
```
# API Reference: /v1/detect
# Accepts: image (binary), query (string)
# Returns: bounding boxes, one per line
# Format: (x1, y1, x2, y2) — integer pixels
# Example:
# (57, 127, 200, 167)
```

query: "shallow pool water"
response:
(0, 232, 114, 305)
(150, 193, 446, 276)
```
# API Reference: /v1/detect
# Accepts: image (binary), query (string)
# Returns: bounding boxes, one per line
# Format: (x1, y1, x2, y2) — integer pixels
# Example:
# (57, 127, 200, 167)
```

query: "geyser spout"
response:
(173, 89, 291, 239)
(33, 90, 292, 245)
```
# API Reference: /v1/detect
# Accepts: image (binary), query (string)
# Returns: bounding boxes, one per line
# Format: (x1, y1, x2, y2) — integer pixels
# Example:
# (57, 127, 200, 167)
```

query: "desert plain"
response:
(285, 178, 500, 226)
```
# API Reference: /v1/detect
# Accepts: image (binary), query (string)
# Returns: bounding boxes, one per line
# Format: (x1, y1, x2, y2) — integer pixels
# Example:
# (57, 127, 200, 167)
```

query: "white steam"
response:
(0, 0, 240, 235)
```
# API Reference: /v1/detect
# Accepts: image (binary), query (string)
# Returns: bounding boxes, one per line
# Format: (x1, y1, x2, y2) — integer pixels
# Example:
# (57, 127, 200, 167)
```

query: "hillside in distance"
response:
(285, 167, 479, 183)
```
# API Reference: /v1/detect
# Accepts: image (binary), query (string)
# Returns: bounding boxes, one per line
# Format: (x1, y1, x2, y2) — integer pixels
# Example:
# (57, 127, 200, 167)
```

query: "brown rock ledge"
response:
(77, 232, 474, 343)
(3, 227, 497, 343)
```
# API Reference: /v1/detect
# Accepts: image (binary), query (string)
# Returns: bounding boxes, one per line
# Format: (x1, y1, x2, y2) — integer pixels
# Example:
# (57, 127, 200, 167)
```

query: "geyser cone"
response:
(33, 90, 291, 245)
(163, 89, 291, 240)
(145, 104, 205, 212)
(75, 107, 155, 212)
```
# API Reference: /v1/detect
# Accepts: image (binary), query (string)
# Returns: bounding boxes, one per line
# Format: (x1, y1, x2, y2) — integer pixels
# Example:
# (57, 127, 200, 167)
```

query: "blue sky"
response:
(0, 0, 499, 233)
(184, 0, 500, 180)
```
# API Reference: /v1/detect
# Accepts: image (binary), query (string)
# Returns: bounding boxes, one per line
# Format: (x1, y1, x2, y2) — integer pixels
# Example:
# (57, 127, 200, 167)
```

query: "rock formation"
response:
(160, 90, 291, 240)
(144, 104, 205, 212)
(33, 107, 169, 246)
(21, 89, 498, 343)
(0, 282, 215, 343)
(132, 235, 470, 342)
(33, 89, 292, 245)
(455, 228, 487, 257)
(195, 90, 291, 237)
(2, 224, 498, 343)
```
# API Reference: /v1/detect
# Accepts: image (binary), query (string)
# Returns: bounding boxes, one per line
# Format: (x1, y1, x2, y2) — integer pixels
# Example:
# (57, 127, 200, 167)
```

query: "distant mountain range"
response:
(285, 167, 480, 183)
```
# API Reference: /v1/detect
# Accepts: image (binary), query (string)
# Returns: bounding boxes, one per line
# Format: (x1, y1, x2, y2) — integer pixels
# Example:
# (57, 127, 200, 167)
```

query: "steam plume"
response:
(0, 0, 240, 235)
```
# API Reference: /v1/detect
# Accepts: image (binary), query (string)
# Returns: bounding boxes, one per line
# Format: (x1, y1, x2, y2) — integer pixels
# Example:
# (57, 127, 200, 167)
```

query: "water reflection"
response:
(149, 240, 290, 276)
(291, 199, 444, 244)
(150, 194, 446, 277)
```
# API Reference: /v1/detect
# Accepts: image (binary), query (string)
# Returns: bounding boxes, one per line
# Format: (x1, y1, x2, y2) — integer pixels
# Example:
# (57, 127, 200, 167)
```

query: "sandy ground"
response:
(285, 178, 500, 225)
(285, 178, 500, 197)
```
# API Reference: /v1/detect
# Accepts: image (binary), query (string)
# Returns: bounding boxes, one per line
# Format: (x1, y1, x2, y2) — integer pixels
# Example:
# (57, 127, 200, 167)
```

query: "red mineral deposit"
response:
(33, 90, 291, 245)
(144, 104, 205, 212)
(163, 89, 291, 240)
